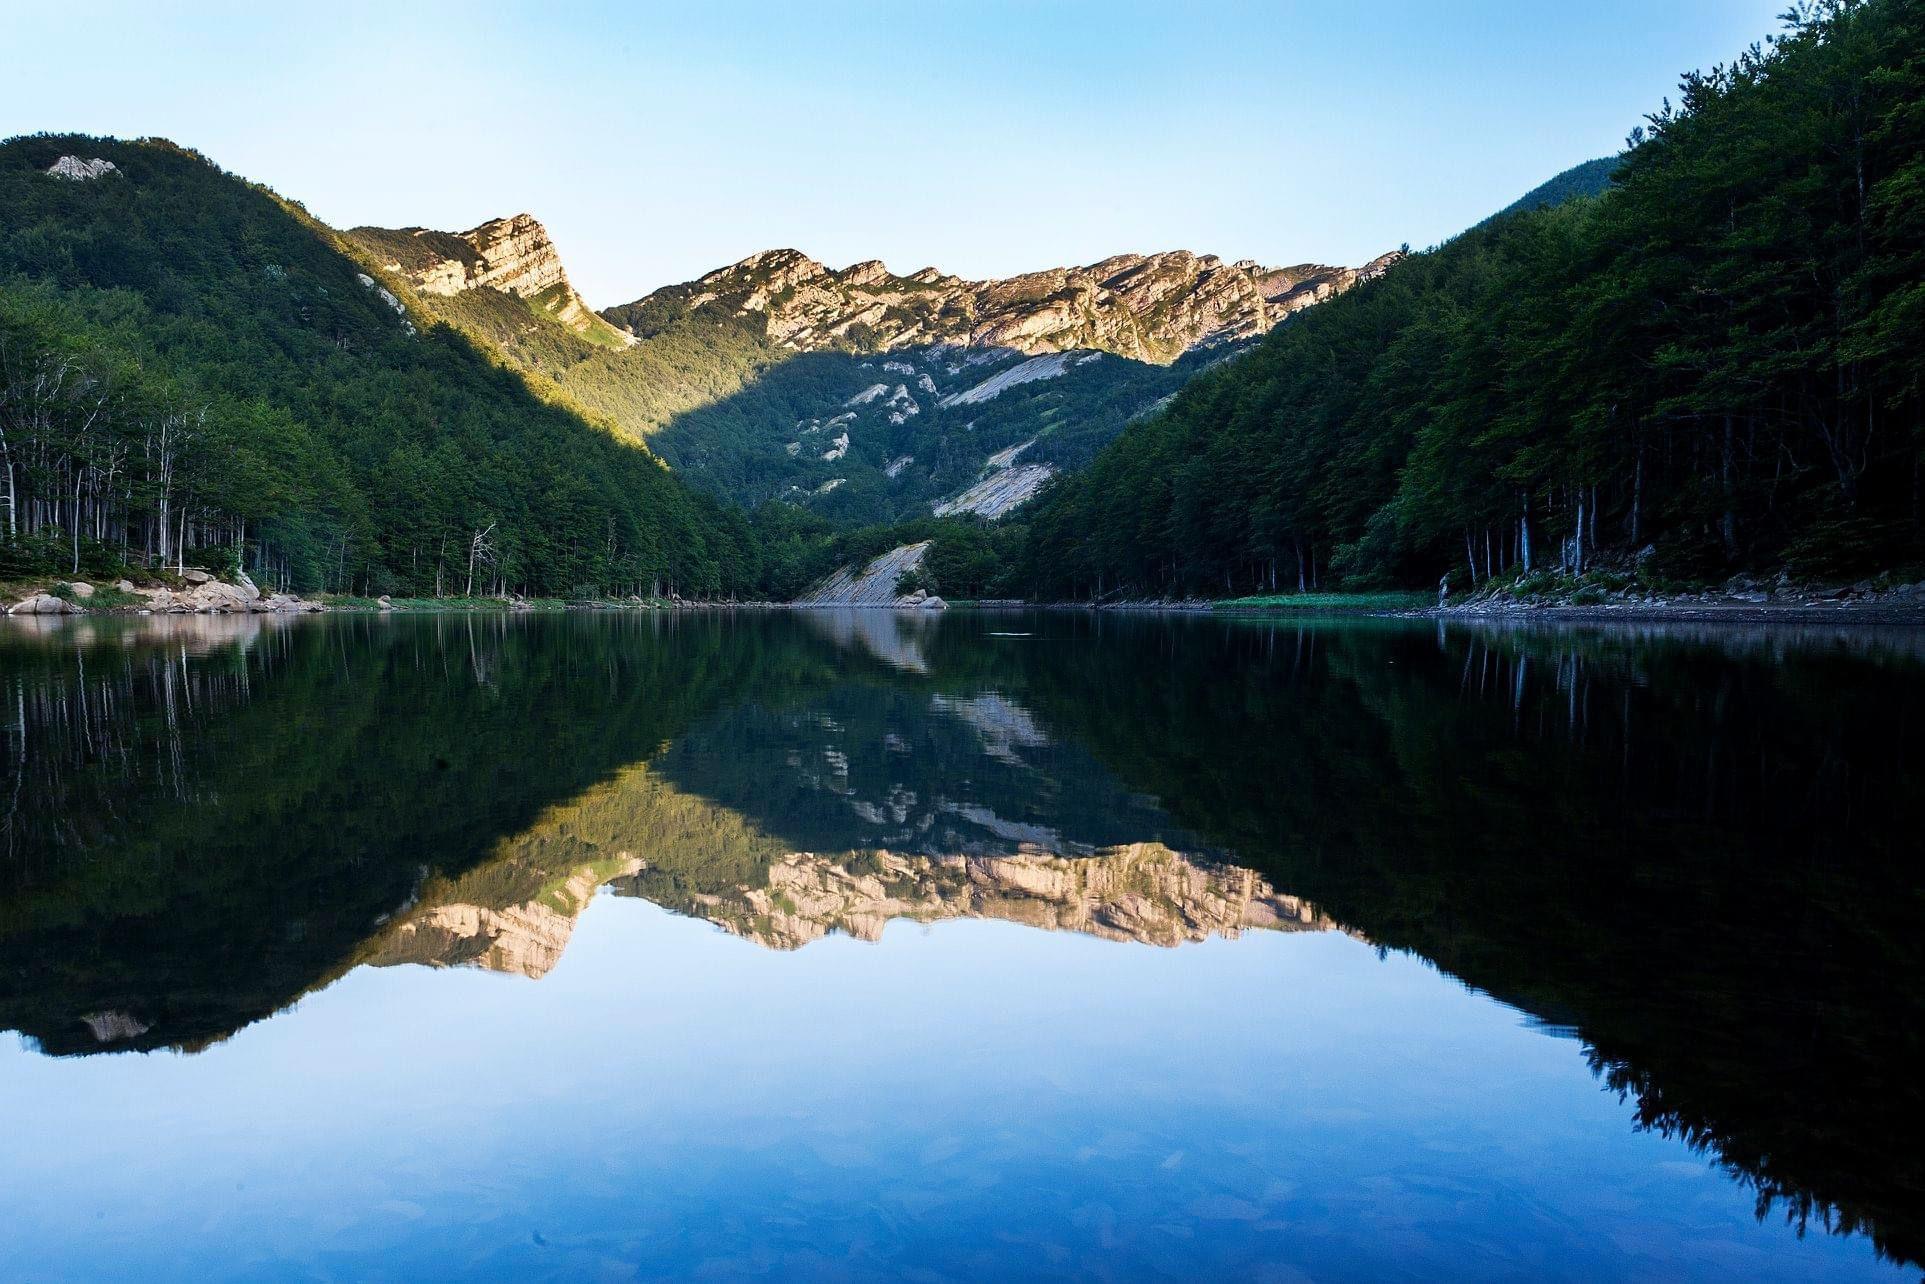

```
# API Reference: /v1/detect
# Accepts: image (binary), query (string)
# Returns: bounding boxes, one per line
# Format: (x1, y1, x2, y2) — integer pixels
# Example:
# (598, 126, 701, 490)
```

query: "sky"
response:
(3, 1, 1789, 307)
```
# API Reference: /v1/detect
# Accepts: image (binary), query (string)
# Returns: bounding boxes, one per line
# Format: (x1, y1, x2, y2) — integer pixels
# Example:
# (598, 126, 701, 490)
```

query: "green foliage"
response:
(1476, 156, 1621, 227)
(1021, 0, 1925, 599)
(0, 134, 764, 598)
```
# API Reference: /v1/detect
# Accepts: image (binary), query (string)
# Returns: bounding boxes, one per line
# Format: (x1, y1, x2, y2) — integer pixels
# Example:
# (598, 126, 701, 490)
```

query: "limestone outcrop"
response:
(796, 541, 932, 607)
(371, 859, 643, 979)
(349, 214, 634, 346)
(45, 156, 118, 181)
(933, 462, 1056, 519)
(613, 247, 1403, 365)
(690, 844, 1332, 951)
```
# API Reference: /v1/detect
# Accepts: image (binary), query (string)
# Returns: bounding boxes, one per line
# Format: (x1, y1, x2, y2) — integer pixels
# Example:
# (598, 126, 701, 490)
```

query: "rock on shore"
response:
(8, 572, 322, 616)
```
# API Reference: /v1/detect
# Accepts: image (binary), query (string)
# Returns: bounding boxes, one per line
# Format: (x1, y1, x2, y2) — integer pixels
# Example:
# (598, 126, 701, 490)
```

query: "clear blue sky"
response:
(4, 1, 1787, 306)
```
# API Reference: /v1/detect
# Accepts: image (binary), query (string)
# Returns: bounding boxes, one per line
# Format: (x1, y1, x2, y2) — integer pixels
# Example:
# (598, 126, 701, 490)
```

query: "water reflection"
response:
(2, 608, 1922, 1274)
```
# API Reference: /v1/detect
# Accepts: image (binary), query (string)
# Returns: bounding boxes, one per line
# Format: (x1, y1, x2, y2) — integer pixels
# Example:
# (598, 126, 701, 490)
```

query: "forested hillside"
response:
(0, 135, 761, 598)
(351, 230, 1394, 529)
(1477, 156, 1620, 226)
(643, 344, 1224, 523)
(1021, 0, 1925, 599)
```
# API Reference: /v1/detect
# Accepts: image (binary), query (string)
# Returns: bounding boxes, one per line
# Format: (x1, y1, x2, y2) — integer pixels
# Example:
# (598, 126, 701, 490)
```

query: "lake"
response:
(1, 609, 1920, 1281)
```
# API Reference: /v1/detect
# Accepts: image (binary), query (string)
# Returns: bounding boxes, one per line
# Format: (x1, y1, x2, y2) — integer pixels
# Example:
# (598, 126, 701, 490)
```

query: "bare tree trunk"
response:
(1574, 491, 1585, 576)
(1520, 493, 1532, 572)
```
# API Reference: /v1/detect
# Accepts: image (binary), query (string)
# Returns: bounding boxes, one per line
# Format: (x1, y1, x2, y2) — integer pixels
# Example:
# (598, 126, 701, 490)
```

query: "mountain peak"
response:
(611, 246, 1395, 364)
(349, 214, 633, 346)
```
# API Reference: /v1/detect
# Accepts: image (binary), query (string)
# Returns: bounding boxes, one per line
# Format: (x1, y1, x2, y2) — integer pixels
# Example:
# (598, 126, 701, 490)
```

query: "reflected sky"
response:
(2, 897, 1898, 1282)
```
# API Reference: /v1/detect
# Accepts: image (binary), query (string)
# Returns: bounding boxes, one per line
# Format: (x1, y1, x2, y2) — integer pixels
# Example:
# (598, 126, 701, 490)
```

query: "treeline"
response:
(1, 288, 266, 579)
(0, 134, 762, 598)
(1021, 0, 1925, 598)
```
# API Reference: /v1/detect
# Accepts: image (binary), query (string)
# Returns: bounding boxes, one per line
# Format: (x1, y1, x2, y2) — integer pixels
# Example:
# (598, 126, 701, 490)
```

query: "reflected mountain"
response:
(656, 843, 1327, 952)
(362, 726, 1316, 974)
(369, 856, 646, 979)
(366, 840, 1323, 975)
(3, 608, 1923, 1267)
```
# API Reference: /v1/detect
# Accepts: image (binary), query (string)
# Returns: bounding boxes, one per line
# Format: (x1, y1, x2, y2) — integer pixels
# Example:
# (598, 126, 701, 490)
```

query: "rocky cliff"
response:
(607, 247, 1402, 365)
(349, 214, 634, 347)
(370, 858, 643, 979)
(666, 844, 1332, 952)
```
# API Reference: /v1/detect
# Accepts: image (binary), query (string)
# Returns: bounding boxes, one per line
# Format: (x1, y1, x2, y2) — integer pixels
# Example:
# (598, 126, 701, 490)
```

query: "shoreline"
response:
(12, 581, 1925, 627)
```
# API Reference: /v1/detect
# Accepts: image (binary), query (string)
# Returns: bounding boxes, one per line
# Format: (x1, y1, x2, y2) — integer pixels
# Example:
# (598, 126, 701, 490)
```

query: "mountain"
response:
(350, 213, 635, 349)
(353, 228, 1396, 526)
(1477, 156, 1620, 227)
(0, 134, 761, 598)
(628, 844, 1328, 952)
(604, 247, 1399, 364)
(635, 340, 1239, 523)
(1018, 1, 1925, 598)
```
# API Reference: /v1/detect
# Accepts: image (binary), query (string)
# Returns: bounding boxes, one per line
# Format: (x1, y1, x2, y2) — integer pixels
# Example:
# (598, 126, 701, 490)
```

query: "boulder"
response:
(921, 596, 948, 610)
(180, 568, 213, 585)
(65, 581, 95, 598)
(185, 581, 251, 612)
(115, 579, 136, 593)
(9, 593, 76, 615)
(234, 568, 261, 601)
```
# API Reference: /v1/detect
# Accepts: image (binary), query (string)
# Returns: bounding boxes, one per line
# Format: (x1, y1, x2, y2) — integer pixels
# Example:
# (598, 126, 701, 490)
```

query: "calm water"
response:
(2, 609, 1921, 1282)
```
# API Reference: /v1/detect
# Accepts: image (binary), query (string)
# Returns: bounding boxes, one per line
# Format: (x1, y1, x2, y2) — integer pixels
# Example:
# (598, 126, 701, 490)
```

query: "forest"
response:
(0, 135, 765, 599)
(1018, 0, 1925, 600)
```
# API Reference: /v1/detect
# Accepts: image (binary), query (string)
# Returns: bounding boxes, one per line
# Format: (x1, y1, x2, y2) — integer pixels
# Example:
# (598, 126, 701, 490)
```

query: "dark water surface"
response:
(2, 609, 1921, 1281)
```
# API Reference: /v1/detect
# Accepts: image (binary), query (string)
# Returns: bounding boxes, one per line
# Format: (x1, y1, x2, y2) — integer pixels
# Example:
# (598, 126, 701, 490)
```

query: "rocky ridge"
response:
(349, 214, 633, 346)
(363, 843, 1329, 974)
(681, 844, 1332, 952)
(609, 247, 1403, 365)
(371, 858, 644, 979)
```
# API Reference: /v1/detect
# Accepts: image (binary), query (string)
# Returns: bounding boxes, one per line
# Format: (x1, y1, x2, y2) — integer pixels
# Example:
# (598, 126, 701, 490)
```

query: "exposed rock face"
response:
(689, 845, 1332, 951)
(354, 272, 416, 334)
(45, 156, 118, 181)
(933, 462, 1056, 520)
(371, 859, 643, 979)
(349, 215, 633, 346)
(80, 1010, 152, 1043)
(796, 541, 931, 607)
(938, 351, 1094, 406)
(611, 247, 1402, 365)
(361, 841, 1325, 977)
